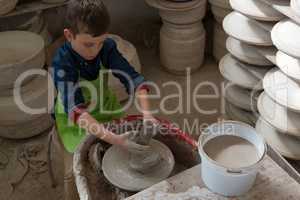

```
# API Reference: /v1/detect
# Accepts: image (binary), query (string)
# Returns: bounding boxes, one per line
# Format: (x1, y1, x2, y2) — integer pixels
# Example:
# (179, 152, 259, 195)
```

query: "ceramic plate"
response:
(223, 12, 273, 46)
(230, 0, 284, 21)
(258, 92, 300, 137)
(219, 54, 271, 90)
(256, 117, 300, 160)
(291, 0, 300, 17)
(225, 101, 257, 126)
(226, 37, 274, 66)
(271, 19, 300, 59)
(225, 83, 260, 111)
(263, 68, 300, 113)
(276, 51, 300, 83)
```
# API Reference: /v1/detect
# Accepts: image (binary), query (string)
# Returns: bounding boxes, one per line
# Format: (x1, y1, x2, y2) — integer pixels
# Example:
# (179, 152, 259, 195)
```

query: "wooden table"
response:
(126, 155, 300, 199)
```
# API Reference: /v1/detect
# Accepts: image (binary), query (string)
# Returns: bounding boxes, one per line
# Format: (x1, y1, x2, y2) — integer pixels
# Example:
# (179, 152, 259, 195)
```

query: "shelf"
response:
(260, 0, 300, 25)
(0, 1, 68, 18)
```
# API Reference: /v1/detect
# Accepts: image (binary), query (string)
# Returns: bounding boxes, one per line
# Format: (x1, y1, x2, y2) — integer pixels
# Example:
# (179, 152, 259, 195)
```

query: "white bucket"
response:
(198, 121, 266, 197)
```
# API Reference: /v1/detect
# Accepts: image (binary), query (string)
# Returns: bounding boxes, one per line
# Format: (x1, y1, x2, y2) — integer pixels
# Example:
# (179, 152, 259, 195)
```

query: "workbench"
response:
(126, 148, 300, 199)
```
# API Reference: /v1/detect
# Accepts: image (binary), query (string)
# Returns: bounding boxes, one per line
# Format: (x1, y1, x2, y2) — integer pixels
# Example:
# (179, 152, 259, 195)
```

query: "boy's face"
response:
(64, 29, 107, 61)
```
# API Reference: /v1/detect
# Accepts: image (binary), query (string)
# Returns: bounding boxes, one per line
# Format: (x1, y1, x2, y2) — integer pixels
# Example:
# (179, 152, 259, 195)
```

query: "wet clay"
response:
(204, 135, 260, 168)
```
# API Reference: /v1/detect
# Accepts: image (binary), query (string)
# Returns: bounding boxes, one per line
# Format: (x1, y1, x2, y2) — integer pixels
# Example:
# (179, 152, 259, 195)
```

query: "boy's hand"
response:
(113, 131, 150, 154)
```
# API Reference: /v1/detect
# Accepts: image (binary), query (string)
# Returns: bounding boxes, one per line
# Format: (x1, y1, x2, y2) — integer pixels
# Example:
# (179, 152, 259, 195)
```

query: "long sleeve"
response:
(101, 38, 148, 94)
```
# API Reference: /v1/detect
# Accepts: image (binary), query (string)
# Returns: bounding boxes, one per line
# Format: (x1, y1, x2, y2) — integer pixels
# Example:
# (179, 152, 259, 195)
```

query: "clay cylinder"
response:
(160, 22, 206, 74)
(159, 0, 207, 25)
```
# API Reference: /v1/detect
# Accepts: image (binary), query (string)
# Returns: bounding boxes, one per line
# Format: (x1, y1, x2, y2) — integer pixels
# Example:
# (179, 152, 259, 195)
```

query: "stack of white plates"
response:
(209, 0, 232, 61)
(256, 18, 300, 160)
(219, 0, 284, 126)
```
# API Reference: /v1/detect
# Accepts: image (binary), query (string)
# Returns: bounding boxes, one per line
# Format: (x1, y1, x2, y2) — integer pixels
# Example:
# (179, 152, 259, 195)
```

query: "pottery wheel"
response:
(102, 139, 175, 192)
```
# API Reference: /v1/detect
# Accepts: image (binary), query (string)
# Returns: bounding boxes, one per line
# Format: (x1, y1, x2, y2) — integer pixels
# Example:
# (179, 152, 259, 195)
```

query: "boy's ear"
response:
(64, 29, 74, 42)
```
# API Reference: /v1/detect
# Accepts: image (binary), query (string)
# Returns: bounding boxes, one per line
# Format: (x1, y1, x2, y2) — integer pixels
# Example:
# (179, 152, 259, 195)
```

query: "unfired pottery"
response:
(0, 31, 45, 91)
(0, 12, 43, 33)
(147, 0, 207, 24)
(271, 19, 300, 59)
(276, 51, 300, 83)
(263, 68, 300, 113)
(213, 22, 228, 61)
(229, 0, 284, 21)
(219, 54, 271, 90)
(0, 0, 18, 16)
(108, 35, 142, 102)
(211, 5, 232, 24)
(158, 0, 200, 9)
(0, 72, 56, 139)
(224, 83, 259, 111)
(291, 0, 300, 17)
(160, 22, 206, 74)
(223, 12, 273, 46)
(226, 37, 273, 66)
(258, 92, 300, 137)
(42, 0, 66, 3)
(102, 139, 175, 192)
(225, 101, 257, 126)
(256, 117, 300, 160)
(209, 0, 231, 9)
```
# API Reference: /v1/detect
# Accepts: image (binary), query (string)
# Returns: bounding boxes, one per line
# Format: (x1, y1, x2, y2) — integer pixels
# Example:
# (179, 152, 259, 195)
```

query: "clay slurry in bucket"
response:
(204, 135, 260, 168)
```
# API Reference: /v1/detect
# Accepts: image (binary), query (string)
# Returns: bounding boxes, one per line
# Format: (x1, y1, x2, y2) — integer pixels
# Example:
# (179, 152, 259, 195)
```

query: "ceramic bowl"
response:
(226, 37, 273, 66)
(219, 54, 272, 90)
(291, 0, 300, 17)
(256, 117, 300, 160)
(271, 19, 300, 59)
(229, 0, 284, 21)
(223, 12, 273, 46)
(276, 50, 300, 83)
(0, 0, 18, 16)
(263, 68, 300, 113)
(258, 92, 300, 137)
(0, 31, 45, 91)
(225, 101, 257, 126)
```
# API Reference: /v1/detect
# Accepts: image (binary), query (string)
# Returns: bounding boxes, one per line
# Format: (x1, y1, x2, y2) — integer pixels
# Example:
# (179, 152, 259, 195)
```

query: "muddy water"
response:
(204, 135, 260, 168)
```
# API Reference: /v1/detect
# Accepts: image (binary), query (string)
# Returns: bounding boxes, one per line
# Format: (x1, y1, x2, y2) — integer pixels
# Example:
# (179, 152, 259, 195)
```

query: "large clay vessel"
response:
(160, 22, 206, 74)
(0, 31, 45, 91)
(146, 0, 207, 74)
(0, 0, 18, 16)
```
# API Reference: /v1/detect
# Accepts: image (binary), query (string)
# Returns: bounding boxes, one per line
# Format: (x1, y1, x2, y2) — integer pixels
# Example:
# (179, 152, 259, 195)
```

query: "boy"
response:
(51, 0, 154, 199)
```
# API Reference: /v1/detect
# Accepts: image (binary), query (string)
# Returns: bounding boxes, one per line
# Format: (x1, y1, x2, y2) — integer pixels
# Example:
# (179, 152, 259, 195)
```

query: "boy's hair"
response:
(65, 0, 110, 37)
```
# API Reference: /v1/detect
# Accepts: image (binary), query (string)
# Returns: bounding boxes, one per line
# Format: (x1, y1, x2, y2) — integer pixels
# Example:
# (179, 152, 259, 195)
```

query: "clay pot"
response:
(160, 22, 206, 74)
(107, 35, 142, 102)
(229, 0, 284, 21)
(263, 68, 300, 113)
(211, 5, 232, 24)
(271, 19, 300, 59)
(276, 51, 300, 83)
(0, 0, 18, 16)
(256, 117, 300, 160)
(0, 31, 45, 91)
(209, 0, 231, 9)
(158, 0, 200, 9)
(146, 0, 207, 25)
(223, 12, 273, 46)
(258, 92, 300, 137)
(159, 0, 207, 25)
(213, 22, 228, 61)
(226, 37, 273, 66)
(219, 54, 271, 90)
(42, 0, 66, 3)
(0, 12, 43, 33)
(0, 71, 56, 139)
